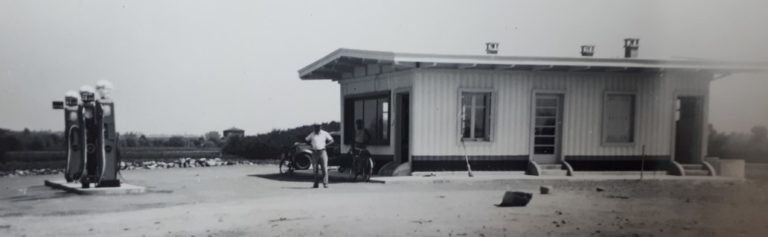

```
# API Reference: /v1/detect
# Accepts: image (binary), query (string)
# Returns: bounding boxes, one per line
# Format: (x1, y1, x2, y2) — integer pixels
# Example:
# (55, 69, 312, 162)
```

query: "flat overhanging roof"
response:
(298, 48, 766, 80)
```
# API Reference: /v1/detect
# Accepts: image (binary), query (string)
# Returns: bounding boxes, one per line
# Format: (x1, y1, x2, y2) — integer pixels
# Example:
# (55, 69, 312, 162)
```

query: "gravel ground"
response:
(1, 165, 767, 237)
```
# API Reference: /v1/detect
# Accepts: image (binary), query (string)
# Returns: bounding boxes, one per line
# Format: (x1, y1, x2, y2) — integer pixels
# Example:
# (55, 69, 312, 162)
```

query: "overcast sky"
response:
(1, 0, 766, 136)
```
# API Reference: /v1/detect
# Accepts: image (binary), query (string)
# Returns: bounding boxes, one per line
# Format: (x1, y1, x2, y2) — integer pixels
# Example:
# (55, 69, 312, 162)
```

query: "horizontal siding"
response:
(411, 69, 712, 159)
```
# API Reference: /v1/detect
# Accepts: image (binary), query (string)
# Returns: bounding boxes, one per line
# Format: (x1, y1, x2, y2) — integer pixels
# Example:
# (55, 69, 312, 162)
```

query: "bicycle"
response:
(278, 151, 295, 175)
(346, 146, 374, 182)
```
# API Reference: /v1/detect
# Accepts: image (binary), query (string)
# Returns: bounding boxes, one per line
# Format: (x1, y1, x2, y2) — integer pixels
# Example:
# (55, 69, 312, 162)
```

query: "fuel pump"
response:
(95, 80, 120, 187)
(53, 82, 121, 188)
(79, 85, 101, 188)
(53, 91, 85, 182)
(77, 83, 121, 188)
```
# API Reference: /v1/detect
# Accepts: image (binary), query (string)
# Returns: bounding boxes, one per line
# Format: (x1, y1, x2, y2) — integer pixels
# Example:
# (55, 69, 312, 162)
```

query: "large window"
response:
(460, 91, 492, 141)
(344, 93, 390, 145)
(603, 93, 636, 144)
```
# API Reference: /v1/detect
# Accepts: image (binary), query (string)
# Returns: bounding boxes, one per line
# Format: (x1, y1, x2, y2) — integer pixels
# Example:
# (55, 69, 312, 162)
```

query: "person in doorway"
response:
(306, 124, 334, 188)
(354, 119, 371, 149)
(352, 119, 372, 174)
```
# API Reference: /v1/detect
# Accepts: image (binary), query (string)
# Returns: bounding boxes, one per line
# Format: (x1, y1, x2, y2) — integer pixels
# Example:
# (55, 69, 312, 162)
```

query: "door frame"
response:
(670, 91, 708, 164)
(529, 89, 567, 164)
(394, 87, 412, 166)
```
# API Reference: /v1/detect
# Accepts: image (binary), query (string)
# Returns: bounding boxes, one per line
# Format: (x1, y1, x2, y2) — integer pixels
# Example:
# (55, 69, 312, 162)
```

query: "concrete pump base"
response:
(44, 179, 146, 195)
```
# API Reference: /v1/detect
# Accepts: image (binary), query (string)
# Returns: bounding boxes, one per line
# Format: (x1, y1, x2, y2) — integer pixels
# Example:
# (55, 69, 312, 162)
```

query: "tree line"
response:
(0, 122, 340, 160)
(222, 121, 340, 159)
(2, 122, 764, 162)
(0, 128, 224, 153)
(119, 131, 223, 148)
(708, 125, 768, 162)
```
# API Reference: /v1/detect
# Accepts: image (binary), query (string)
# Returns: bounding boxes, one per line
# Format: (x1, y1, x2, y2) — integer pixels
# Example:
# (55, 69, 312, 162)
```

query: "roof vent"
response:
(624, 38, 639, 58)
(486, 42, 499, 55)
(580, 45, 595, 57)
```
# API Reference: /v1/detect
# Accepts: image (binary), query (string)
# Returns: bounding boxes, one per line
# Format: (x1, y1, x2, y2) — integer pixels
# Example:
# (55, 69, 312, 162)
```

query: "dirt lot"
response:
(1, 165, 767, 237)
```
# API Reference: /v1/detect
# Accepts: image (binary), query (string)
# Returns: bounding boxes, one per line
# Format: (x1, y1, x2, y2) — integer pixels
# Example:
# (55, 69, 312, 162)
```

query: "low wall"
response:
(705, 157, 745, 179)
(746, 163, 768, 181)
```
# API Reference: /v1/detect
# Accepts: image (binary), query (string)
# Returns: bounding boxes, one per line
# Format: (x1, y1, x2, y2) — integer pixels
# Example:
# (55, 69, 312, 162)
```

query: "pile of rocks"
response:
(119, 157, 254, 170)
(0, 168, 64, 177)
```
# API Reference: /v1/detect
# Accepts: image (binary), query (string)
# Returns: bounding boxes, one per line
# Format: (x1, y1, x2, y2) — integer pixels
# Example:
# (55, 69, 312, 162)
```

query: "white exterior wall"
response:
(338, 70, 414, 156)
(410, 68, 712, 159)
(662, 70, 714, 160)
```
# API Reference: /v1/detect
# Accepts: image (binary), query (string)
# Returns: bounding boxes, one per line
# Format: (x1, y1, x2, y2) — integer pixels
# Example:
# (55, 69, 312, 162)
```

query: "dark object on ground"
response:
(496, 191, 533, 207)
(540, 185, 552, 194)
(596, 187, 605, 192)
(607, 195, 630, 199)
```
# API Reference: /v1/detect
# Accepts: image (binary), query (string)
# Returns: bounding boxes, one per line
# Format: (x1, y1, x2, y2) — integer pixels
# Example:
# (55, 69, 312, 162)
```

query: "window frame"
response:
(343, 91, 392, 146)
(458, 89, 495, 142)
(601, 91, 638, 146)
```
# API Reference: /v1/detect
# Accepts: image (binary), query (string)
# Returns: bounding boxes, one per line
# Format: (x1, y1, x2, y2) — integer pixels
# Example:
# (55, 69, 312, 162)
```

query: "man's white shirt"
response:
(306, 130, 333, 150)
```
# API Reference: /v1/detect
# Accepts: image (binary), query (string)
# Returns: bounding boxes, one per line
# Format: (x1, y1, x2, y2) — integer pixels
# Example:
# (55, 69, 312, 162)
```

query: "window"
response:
(461, 92, 492, 141)
(343, 93, 390, 145)
(603, 93, 635, 144)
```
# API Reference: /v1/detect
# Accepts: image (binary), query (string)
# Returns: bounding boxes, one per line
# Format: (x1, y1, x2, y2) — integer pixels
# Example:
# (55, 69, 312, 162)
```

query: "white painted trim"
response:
(457, 88, 497, 143)
(300, 48, 764, 79)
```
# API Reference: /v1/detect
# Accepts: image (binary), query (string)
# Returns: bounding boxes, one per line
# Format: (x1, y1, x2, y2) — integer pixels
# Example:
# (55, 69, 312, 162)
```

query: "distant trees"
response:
(112, 132, 224, 149)
(223, 121, 340, 159)
(121, 132, 140, 147)
(193, 137, 205, 147)
(14, 121, 764, 162)
(0, 128, 64, 152)
(709, 125, 768, 162)
(115, 131, 226, 148)
(163, 136, 184, 147)
(750, 126, 767, 143)
(205, 131, 221, 142)
(0, 129, 23, 159)
(138, 135, 150, 146)
(0, 129, 23, 151)
(0, 129, 230, 153)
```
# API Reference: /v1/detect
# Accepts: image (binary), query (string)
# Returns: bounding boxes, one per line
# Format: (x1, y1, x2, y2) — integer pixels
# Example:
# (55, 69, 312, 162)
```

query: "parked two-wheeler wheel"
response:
(358, 156, 374, 182)
(278, 152, 295, 175)
(350, 148, 374, 182)
(279, 151, 313, 175)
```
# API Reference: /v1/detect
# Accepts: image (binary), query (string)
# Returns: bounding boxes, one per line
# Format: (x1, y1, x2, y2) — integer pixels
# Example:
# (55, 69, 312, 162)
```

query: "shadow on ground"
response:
(1, 185, 75, 202)
(248, 172, 361, 184)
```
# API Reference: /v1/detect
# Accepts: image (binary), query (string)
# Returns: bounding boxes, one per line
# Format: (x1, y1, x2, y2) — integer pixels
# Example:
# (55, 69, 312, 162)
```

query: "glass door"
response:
(532, 94, 562, 164)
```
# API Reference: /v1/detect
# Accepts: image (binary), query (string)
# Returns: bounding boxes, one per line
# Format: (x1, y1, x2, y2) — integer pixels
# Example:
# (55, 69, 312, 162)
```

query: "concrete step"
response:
(377, 161, 398, 176)
(575, 171, 668, 176)
(681, 164, 704, 170)
(540, 169, 568, 176)
(538, 164, 563, 170)
(684, 169, 710, 176)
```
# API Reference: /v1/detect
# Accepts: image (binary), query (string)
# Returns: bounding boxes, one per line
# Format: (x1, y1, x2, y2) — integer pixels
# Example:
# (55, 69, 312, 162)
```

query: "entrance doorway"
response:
(531, 93, 563, 164)
(674, 96, 704, 164)
(395, 92, 410, 164)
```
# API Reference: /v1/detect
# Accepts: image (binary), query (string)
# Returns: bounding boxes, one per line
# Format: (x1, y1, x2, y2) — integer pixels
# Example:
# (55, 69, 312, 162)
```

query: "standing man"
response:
(306, 124, 334, 188)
